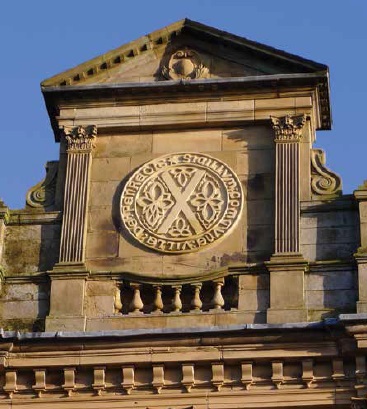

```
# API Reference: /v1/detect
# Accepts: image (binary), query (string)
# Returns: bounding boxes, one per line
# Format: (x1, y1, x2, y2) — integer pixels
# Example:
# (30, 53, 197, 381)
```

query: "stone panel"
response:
(94, 133, 153, 158)
(91, 157, 131, 182)
(236, 150, 275, 175)
(301, 210, 358, 228)
(301, 243, 357, 261)
(152, 129, 222, 153)
(222, 126, 273, 151)
(1, 300, 43, 319)
(300, 226, 359, 245)
(88, 206, 114, 232)
(306, 270, 356, 291)
(306, 290, 357, 309)
(89, 181, 120, 207)
(238, 289, 269, 310)
(86, 231, 119, 259)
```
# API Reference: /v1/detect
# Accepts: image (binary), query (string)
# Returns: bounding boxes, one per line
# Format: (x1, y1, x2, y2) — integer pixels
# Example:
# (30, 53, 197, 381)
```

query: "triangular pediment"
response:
(42, 19, 327, 88)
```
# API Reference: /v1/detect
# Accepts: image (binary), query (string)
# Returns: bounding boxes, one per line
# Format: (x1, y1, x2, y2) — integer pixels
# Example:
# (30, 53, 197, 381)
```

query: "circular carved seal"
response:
(120, 153, 243, 254)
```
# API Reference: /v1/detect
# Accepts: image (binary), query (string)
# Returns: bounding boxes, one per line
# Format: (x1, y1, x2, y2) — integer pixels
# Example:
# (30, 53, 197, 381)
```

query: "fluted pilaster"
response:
(59, 125, 96, 263)
(271, 114, 306, 254)
(266, 115, 308, 324)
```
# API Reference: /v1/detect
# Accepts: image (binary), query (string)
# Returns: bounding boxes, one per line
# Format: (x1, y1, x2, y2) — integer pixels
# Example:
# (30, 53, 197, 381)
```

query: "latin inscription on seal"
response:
(120, 153, 243, 253)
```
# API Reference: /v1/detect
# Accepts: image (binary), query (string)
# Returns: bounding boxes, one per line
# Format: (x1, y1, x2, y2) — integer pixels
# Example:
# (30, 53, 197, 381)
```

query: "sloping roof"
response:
(41, 19, 331, 131)
(42, 18, 328, 88)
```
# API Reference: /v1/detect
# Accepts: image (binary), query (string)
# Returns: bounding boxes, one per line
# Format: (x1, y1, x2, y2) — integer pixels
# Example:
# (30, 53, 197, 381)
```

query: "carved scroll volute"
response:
(26, 161, 58, 208)
(311, 148, 342, 198)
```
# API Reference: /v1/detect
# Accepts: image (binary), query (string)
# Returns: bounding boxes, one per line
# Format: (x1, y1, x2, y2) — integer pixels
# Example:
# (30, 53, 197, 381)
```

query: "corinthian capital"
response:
(271, 114, 306, 142)
(61, 125, 97, 152)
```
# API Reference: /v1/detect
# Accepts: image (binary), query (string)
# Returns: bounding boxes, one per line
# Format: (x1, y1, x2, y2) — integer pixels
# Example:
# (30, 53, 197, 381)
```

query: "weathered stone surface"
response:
(94, 133, 153, 158)
(306, 270, 356, 291)
(91, 157, 131, 182)
(86, 231, 119, 259)
(222, 126, 273, 151)
(152, 129, 222, 153)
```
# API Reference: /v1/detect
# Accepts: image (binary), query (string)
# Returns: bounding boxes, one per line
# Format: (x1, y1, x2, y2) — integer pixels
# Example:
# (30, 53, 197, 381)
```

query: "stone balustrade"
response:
(0, 356, 351, 399)
(114, 276, 238, 315)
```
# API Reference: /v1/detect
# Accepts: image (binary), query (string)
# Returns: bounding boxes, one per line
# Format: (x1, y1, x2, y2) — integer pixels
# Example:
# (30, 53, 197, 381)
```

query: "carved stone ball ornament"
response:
(161, 48, 209, 80)
(120, 153, 243, 253)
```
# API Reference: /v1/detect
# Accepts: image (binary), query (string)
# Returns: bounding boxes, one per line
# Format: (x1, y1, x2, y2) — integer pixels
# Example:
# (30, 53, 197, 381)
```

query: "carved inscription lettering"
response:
(120, 153, 243, 253)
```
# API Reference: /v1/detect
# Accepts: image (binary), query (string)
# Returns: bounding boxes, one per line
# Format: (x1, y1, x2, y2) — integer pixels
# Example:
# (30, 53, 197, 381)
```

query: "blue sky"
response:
(1, 0, 366, 208)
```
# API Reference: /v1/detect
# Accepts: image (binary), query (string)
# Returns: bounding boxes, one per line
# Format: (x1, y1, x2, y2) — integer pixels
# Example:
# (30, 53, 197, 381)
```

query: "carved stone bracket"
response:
(26, 161, 58, 208)
(62, 125, 97, 152)
(271, 114, 306, 142)
(311, 148, 342, 197)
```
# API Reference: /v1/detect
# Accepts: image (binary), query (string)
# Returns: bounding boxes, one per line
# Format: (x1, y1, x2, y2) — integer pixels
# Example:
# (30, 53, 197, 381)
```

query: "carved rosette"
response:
(161, 48, 209, 80)
(62, 125, 97, 152)
(26, 161, 58, 208)
(271, 114, 306, 142)
(311, 148, 342, 197)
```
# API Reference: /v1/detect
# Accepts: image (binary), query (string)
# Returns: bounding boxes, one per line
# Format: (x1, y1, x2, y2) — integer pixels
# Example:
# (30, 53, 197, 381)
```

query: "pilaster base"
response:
(45, 316, 86, 332)
(355, 253, 367, 313)
(47, 263, 89, 332)
(267, 308, 307, 324)
(357, 302, 367, 314)
(49, 262, 89, 277)
(266, 253, 308, 324)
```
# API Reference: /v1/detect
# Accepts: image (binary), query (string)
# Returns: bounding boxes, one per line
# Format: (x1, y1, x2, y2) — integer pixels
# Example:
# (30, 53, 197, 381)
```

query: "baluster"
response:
(33, 368, 46, 398)
(241, 361, 253, 390)
(129, 283, 144, 313)
(191, 283, 202, 311)
(62, 367, 76, 397)
(302, 359, 314, 388)
(92, 367, 106, 396)
(211, 279, 225, 310)
(172, 285, 182, 312)
(4, 370, 17, 399)
(153, 285, 164, 313)
(114, 284, 122, 314)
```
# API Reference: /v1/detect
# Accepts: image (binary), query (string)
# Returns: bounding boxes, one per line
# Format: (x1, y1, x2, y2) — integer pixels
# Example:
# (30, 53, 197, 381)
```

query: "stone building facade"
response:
(0, 19, 367, 408)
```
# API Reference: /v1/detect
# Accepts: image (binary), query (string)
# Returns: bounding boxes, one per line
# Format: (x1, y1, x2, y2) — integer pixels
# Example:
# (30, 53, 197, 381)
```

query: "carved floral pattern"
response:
(62, 125, 97, 152)
(190, 176, 224, 229)
(167, 216, 192, 238)
(271, 114, 306, 142)
(169, 167, 195, 187)
(137, 180, 174, 229)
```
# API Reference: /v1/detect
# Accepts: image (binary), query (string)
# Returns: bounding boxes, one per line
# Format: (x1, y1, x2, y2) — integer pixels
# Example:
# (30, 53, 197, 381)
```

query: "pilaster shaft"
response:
(59, 125, 96, 263)
(272, 114, 306, 254)
(267, 115, 307, 324)
(354, 181, 367, 313)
